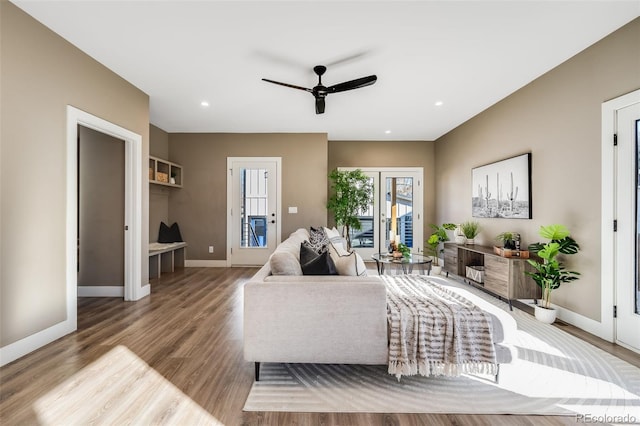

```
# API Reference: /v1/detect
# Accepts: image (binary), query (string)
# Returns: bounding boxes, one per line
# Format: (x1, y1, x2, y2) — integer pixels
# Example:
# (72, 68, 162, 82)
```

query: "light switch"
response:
(288, 206, 298, 214)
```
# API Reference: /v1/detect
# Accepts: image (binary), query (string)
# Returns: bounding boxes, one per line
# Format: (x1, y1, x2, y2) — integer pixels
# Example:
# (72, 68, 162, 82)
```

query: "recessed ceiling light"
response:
(200, 101, 210, 107)
(385, 130, 392, 134)
(435, 101, 444, 107)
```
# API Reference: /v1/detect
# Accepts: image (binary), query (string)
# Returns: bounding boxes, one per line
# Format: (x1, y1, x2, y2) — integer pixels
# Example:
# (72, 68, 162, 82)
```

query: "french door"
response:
(615, 100, 640, 352)
(227, 157, 281, 266)
(342, 168, 423, 260)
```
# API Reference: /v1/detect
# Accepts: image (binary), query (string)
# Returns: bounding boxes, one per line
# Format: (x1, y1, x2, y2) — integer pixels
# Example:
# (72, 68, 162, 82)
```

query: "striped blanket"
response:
(383, 275, 498, 379)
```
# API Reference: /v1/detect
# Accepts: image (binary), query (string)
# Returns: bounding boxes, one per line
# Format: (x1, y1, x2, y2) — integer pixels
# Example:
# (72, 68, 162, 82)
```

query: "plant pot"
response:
(466, 238, 475, 245)
(534, 305, 557, 324)
(431, 265, 442, 275)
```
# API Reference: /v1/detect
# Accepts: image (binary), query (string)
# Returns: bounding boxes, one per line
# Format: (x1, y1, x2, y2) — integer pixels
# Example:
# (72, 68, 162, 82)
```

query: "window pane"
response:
(239, 168, 268, 248)
(349, 177, 375, 248)
(386, 177, 414, 249)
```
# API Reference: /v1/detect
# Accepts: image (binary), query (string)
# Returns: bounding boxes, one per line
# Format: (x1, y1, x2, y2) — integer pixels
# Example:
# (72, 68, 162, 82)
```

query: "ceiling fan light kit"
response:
(262, 65, 377, 114)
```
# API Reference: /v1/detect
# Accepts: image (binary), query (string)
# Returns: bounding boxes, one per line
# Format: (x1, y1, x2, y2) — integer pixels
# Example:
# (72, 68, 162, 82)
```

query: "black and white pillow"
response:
(307, 226, 329, 254)
(300, 241, 337, 275)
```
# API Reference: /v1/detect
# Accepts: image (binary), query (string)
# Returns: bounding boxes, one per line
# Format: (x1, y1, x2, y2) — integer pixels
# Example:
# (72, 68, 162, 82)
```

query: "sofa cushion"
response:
(307, 226, 329, 253)
(269, 251, 303, 276)
(300, 241, 338, 275)
(327, 241, 368, 276)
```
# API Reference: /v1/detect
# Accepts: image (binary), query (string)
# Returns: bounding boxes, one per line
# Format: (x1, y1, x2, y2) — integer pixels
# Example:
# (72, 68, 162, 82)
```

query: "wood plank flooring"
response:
(1, 267, 638, 425)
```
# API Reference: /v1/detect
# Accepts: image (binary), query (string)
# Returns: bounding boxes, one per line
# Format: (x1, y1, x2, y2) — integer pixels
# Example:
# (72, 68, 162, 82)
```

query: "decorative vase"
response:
(466, 238, 475, 245)
(454, 225, 466, 244)
(534, 305, 557, 324)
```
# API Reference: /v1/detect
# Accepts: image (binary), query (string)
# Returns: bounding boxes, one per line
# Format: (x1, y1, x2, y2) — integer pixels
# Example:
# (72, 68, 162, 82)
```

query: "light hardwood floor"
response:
(1, 267, 638, 425)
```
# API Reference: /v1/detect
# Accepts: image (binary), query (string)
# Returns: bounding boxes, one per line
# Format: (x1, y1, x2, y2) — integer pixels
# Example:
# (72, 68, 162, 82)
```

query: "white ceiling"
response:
(12, 1, 640, 140)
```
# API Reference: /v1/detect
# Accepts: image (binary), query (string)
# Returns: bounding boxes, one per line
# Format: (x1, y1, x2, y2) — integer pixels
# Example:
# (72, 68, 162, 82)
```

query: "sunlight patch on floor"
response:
(34, 345, 223, 425)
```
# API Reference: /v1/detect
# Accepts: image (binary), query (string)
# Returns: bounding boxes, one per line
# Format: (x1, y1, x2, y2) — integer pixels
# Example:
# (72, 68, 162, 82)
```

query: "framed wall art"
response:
(472, 153, 532, 219)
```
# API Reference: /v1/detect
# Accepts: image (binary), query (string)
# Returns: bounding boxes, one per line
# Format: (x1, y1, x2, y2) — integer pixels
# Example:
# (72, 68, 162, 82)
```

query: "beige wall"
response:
(78, 126, 125, 287)
(149, 125, 170, 242)
(1, 2, 149, 347)
(167, 133, 328, 260)
(435, 18, 640, 321)
(328, 140, 436, 228)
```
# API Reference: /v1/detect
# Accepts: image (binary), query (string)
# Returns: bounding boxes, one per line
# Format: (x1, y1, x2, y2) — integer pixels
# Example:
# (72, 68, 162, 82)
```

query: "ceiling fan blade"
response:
(262, 78, 312, 92)
(315, 97, 325, 114)
(328, 75, 377, 93)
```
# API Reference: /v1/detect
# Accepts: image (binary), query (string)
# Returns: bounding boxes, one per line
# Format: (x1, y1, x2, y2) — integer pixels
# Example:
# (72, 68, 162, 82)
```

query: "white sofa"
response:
(243, 228, 512, 381)
(243, 228, 388, 380)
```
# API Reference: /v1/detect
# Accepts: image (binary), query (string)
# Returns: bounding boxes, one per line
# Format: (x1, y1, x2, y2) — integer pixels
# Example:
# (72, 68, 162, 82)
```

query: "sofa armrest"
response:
(243, 279, 388, 365)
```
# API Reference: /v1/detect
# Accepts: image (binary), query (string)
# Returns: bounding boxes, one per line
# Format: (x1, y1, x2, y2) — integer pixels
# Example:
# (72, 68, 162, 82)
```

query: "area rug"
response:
(34, 346, 222, 425)
(243, 276, 640, 419)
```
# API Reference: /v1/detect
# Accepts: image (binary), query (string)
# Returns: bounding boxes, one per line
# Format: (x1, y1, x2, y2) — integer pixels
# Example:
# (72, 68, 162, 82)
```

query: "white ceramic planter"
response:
(534, 305, 557, 324)
(431, 265, 442, 275)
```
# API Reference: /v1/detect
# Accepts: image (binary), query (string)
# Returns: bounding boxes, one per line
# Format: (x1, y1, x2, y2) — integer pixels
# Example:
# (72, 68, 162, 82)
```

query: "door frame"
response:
(601, 89, 640, 350)
(67, 106, 145, 303)
(226, 157, 282, 266)
(338, 166, 424, 258)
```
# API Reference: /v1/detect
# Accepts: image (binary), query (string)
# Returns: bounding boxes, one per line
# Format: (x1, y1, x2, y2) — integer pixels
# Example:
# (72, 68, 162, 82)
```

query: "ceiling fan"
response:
(262, 65, 377, 114)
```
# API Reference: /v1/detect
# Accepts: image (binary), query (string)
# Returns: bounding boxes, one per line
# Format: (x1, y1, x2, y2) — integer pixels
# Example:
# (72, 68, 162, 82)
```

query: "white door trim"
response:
(68, 106, 146, 301)
(0, 106, 145, 366)
(226, 157, 282, 266)
(601, 89, 640, 344)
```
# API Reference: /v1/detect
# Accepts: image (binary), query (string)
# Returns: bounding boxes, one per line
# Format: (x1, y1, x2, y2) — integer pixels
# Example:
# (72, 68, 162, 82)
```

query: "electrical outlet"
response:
(208, 246, 214, 253)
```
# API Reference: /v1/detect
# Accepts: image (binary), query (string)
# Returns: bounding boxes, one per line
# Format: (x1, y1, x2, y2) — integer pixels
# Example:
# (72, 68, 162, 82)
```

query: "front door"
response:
(615, 101, 640, 352)
(228, 157, 281, 266)
(343, 168, 423, 260)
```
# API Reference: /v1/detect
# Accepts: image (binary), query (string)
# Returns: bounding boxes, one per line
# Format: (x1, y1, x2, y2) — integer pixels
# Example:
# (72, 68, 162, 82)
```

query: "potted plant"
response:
(496, 231, 516, 250)
(460, 221, 480, 245)
(326, 169, 373, 250)
(525, 224, 580, 324)
(426, 223, 456, 274)
(396, 242, 411, 259)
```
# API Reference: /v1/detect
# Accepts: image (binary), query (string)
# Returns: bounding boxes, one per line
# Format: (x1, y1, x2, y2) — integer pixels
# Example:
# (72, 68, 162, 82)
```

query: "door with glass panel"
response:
(615, 101, 640, 352)
(344, 168, 423, 260)
(228, 158, 281, 266)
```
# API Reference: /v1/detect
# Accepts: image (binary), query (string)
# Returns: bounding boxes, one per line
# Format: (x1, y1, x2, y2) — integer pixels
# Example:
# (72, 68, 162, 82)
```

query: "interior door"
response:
(228, 158, 281, 266)
(343, 168, 423, 260)
(615, 101, 640, 352)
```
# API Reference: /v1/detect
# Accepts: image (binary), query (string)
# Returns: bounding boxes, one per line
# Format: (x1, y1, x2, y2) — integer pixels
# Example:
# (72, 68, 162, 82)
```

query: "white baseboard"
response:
(1, 319, 75, 367)
(185, 260, 228, 267)
(78, 286, 124, 297)
(518, 299, 612, 342)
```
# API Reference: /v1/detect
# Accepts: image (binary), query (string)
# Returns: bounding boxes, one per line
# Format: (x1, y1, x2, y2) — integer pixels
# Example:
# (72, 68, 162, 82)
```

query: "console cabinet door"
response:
(484, 255, 509, 298)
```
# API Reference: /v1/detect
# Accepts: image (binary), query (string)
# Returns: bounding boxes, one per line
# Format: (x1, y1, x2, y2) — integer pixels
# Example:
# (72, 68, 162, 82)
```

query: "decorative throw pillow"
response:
(300, 241, 337, 275)
(327, 242, 368, 276)
(323, 226, 347, 252)
(307, 226, 329, 254)
(269, 251, 303, 276)
(158, 222, 183, 243)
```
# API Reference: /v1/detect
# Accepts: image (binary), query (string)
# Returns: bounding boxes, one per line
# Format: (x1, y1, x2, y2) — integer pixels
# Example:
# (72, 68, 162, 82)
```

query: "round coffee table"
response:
(371, 252, 432, 275)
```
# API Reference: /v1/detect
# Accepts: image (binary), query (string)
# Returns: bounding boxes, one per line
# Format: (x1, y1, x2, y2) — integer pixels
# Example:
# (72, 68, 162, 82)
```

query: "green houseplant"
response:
(326, 169, 373, 250)
(496, 231, 517, 249)
(426, 223, 456, 272)
(525, 224, 580, 323)
(397, 242, 411, 259)
(460, 221, 480, 244)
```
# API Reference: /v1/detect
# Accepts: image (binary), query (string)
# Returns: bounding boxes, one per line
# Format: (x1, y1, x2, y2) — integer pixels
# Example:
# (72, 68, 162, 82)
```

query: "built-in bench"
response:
(148, 242, 187, 279)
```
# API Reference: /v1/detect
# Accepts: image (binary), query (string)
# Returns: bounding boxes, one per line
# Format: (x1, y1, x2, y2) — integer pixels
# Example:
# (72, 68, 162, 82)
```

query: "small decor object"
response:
(496, 231, 517, 249)
(472, 153, 532, 219)
(396, 243, 411, 259)
(156, 171, 169, 183)
(525, 224, 580, 324)
(493, 246, 529, 258)
(426, 223, 456, 270)
(454, 224, 467, 244)
(460, 221, 480, 245)
(326, 169, 373, 250)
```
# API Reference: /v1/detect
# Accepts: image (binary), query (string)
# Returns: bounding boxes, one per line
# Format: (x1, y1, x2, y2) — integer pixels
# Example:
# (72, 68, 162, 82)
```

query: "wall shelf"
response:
(149, 156, 182, 188)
